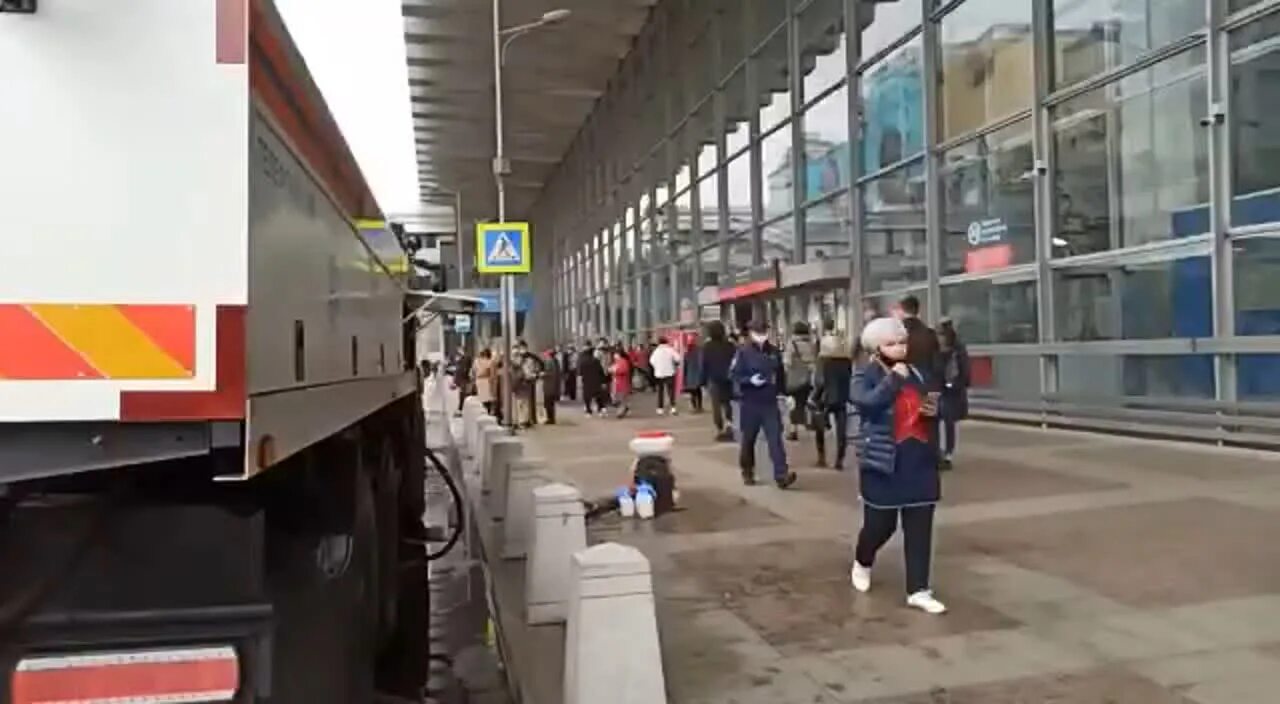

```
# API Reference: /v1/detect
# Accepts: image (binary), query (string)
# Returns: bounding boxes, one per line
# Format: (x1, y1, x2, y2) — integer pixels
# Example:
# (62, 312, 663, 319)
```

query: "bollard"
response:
(472, 415, 498, 469)
(502, 458, 549, 560)
(461, 397, 484, 454)
(563, 543, 666, 704)
(525, 482, 585, 625)
(484, 435, 523, 521)
(476, 423, 504, 486)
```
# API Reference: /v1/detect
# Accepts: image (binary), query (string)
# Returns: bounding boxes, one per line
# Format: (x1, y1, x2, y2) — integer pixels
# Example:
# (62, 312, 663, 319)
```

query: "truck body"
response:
(1, 2, 430, 701)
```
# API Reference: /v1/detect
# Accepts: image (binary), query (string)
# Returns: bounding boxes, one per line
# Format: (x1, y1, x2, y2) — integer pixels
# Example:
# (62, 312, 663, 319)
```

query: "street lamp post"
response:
(491, 2, 569, 431)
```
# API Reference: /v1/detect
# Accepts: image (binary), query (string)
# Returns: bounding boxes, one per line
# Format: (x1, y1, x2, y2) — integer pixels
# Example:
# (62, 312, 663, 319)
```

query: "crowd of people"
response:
(446, 294, 969, 614)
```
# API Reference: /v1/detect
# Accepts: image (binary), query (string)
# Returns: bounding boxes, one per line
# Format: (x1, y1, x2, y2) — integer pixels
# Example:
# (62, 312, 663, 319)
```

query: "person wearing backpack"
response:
(784, 321, 817, 442)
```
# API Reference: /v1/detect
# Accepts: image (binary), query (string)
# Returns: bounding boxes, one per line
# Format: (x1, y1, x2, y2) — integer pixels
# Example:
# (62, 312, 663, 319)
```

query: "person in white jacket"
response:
(649, 337, 682, 415)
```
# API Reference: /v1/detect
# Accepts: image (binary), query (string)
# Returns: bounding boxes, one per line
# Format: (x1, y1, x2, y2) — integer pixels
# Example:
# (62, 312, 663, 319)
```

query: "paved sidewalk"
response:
(520, 393, 1280, 704)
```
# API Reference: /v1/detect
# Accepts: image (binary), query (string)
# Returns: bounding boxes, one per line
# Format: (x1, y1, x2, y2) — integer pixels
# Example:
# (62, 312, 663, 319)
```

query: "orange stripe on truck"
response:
(0, 304, 195, 380)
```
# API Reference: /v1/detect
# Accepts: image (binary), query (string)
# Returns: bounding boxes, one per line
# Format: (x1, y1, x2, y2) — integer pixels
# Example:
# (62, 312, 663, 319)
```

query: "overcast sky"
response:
(276, 0, 420, 217)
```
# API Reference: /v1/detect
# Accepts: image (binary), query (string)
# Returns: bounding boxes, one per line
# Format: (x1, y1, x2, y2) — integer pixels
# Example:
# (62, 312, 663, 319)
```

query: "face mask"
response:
(750, 333, 768, 345)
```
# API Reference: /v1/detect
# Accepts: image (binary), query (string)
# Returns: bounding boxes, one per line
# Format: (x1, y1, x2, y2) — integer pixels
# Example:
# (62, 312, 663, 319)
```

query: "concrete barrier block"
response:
(476, 423, 504, 485)
(472, 416, 498, 468)
(461, 397, 484, 452)
(564, 543, 666, 704)
(502, 459, 549, 560)
(484, 436, 523, 520)
(525, 482, 585, 625)
(466, 415, 488, 473)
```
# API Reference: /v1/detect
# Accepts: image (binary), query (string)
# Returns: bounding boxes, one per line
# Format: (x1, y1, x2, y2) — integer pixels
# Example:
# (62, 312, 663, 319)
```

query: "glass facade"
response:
(540, 0, 1280, 428)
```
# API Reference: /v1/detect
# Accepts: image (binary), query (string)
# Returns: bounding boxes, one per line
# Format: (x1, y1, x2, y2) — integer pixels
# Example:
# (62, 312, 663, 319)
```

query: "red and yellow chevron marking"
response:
(0, 304, 196, 380)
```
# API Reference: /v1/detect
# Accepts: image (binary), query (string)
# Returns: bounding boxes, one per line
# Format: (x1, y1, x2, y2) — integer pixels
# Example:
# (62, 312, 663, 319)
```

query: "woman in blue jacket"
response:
(849, 317, 946, 615)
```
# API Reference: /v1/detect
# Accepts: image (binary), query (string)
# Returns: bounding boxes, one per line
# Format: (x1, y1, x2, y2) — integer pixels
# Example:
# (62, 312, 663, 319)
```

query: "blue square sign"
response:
(476, 222, 531, 274)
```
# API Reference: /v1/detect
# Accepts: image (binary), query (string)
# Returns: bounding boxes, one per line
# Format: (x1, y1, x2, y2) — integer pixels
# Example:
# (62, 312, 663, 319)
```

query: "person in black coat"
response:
(701, 321, 737, 441)
(577, 346, 607, 416)
(813, 317, 853, 469)
(561, 345, 577, 401)
(937, 318, 970, 469)
(541, 349, 562, 425)
(897, 294, 942, 390)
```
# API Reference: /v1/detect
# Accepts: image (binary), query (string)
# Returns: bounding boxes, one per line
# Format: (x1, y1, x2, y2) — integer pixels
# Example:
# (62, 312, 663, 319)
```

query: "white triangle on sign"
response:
(487, 232, 521, 264)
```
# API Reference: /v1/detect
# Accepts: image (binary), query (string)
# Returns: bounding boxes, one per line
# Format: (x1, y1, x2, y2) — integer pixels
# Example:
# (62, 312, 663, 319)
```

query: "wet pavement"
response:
(518, 391, 1280, 704)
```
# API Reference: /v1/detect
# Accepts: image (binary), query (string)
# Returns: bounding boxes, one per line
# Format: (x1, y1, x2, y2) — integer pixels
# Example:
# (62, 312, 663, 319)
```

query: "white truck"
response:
(1, 2, 433, 701)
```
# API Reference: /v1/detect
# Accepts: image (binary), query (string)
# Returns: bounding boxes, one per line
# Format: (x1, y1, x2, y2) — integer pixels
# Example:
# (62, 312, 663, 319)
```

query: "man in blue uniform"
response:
(731, 321, 798, 489)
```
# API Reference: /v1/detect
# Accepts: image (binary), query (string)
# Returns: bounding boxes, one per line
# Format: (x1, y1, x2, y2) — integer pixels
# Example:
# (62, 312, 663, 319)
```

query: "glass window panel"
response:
(727, 233, 755, 272)
(1239, 354, 1280, 400)
(726, 150, 753, 232)
(1050, 0, 1203, 91)
(862, 160, 927, 292)
(675, 162, 692, 193)
(1052, 49, 1209, 255)
(861, 0, 921, 63)
(677, 257, 697, 324)
(804, 193, 851, 261)
(968, 354, 1043, 400)
(939, 0, 1034, 140)
(1057, 354, 1215, 398)
(725, 67, 750, 152)
(940, 276, 1039, 345)
(639, 273, 653, 328)
(1229, 13, 1280, 227)
(799, 0, 846, 102)
(1053, 251, 1213, 341)
(861, 36, 925, 173)
(940, 119, 1036, 276)
(757, 28, 792, 133)
(697, 139, 717, 178)
(762, 124, 795, 219)
(762, 214, 796, 264)
(700, 245, 722, 287)
(657, 267, 673, 322)
(863, 289, 928, 321)
(1234, 236, 1280, 336)
(803, 84, 851, 201)
(1230, 0, 1267, 14)
(698, 170, 721, 235)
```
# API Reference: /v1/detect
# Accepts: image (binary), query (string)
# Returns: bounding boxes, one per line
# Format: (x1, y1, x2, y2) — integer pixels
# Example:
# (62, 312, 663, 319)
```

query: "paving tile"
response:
(855, 666, 1194, 704)
(947, 499, 1280, 608)
(961, 423, 1098, 449)
(670, 539, 1017, 656)
(1053, 444, 1280, 482)
(796, 457, 1123, 508)
(1132, 648, 1280, 689)
(656, 487, 787, 534)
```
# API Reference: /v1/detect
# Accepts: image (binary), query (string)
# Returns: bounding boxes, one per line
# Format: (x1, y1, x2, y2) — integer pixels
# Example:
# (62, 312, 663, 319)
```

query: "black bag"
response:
(633, 455, 677, 516)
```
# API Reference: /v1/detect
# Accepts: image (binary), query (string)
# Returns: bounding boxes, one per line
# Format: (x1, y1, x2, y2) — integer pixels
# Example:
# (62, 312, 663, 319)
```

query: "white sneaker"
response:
(850, 562, 871, 593)
(907, 590, 947, 615)
(670, 408, 679, 416)
(656, 408, 665, 416)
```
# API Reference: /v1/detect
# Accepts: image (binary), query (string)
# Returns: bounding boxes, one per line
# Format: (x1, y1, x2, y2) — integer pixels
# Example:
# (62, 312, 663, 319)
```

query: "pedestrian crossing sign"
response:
(476, 222, 532, 274)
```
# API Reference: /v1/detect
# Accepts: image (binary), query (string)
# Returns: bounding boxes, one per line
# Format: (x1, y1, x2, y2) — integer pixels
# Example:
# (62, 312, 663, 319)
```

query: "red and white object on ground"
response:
(11, 645, 240, 704)
(628, 431, 674, 457)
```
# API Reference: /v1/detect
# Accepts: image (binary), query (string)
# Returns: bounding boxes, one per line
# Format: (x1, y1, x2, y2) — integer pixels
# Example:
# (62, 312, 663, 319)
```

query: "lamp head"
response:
(540, 9, 571, 24)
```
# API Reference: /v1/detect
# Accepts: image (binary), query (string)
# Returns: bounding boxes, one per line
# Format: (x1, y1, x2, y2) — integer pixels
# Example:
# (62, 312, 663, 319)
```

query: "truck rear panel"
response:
(0, 0, 412, 477)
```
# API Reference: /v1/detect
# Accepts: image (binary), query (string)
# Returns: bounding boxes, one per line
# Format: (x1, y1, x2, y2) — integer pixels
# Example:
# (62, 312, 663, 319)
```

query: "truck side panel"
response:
(241, 0, 410, 473)
(0, 0, 249, 421)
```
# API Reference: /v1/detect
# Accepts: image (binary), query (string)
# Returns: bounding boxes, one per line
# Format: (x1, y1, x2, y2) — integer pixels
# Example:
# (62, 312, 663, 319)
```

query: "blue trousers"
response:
(738, 400, 788, 480)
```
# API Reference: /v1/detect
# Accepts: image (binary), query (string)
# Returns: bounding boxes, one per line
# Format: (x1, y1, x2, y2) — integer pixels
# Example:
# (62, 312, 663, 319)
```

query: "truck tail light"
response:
(11, 645, 239, 703)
